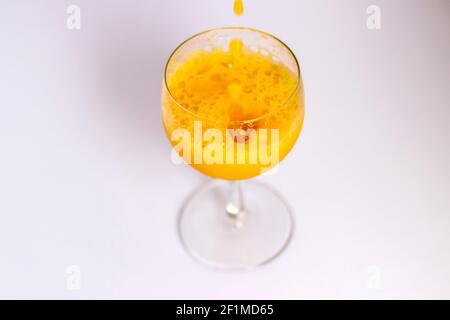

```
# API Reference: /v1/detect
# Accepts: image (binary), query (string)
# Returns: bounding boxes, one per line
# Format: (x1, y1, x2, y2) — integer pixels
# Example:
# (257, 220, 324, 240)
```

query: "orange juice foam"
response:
(162, 39, 304, 180)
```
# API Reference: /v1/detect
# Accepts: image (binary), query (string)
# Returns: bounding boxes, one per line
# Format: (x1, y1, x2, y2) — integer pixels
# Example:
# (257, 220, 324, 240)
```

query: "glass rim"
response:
(163, 26, 301, 125)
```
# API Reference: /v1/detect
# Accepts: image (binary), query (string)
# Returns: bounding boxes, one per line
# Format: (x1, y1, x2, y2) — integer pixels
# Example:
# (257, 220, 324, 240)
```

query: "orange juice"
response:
(162, 36, 304, 180)
(234, 0, 244, 16)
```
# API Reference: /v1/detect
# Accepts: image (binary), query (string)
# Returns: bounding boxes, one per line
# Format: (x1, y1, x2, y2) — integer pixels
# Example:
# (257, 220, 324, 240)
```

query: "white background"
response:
(1, 0, 449, 299)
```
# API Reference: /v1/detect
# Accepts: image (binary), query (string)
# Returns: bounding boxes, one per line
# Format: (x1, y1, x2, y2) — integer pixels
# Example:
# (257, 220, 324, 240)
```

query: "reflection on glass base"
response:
(178, 179, 294, 270)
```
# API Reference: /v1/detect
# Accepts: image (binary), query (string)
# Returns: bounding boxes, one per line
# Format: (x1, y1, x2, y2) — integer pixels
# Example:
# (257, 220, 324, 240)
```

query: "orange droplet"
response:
(234, 0, 244, 16)
(229, 38, 243, 58)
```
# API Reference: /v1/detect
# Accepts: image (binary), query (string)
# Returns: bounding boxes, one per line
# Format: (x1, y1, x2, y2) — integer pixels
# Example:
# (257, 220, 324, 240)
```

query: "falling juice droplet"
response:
(229, 38, 243, 58)
(234, 0, 244, 16)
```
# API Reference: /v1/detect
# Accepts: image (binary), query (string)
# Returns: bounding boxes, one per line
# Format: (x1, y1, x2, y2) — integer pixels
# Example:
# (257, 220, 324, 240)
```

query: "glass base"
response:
(178, 180, 294, 270)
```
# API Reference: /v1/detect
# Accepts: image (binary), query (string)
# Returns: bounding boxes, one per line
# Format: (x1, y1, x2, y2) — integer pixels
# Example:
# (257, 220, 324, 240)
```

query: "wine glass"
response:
(161, 27, 304, 269)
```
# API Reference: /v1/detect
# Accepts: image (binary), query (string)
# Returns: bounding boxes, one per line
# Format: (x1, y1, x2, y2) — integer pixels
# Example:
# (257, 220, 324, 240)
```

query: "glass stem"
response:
(226, 181, 247, 227)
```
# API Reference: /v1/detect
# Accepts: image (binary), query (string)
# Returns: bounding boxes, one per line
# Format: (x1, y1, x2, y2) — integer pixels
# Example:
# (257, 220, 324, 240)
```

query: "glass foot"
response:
(178, 180, 294, 270)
